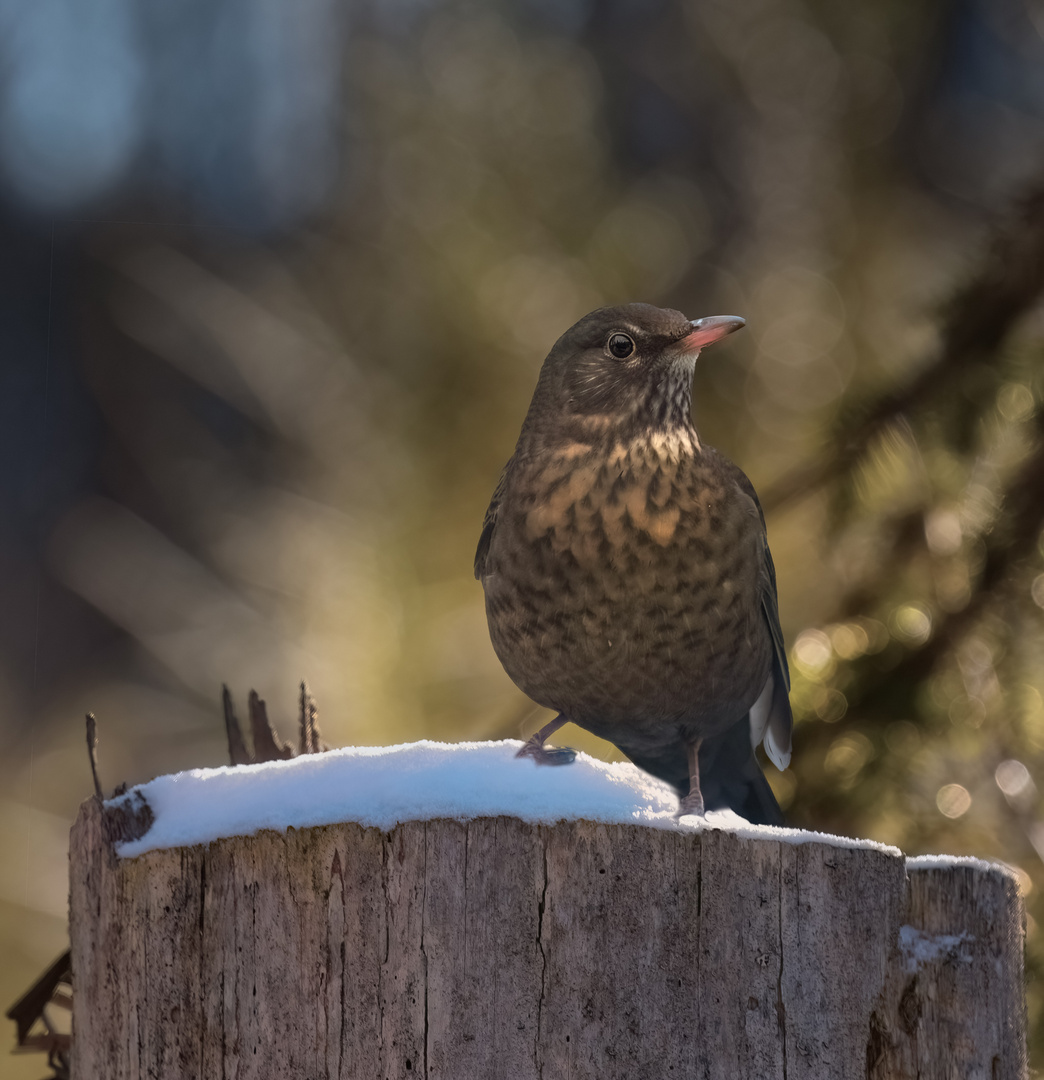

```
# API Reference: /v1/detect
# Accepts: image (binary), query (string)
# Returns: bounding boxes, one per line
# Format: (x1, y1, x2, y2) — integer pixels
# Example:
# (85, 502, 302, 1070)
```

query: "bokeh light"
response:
(936, 783, 973, 819)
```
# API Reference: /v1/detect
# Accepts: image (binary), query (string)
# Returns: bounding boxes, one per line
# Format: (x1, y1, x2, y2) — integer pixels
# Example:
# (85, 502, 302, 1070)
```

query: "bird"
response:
(474, 302, 792, 824)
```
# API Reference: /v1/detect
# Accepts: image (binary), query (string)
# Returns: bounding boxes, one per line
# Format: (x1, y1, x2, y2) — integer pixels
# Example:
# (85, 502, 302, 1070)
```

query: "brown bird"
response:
(475, 303, 792, 823)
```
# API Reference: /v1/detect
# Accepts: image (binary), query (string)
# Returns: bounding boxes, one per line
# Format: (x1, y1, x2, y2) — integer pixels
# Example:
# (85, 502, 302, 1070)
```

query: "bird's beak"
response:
(680, 315, 746, 351)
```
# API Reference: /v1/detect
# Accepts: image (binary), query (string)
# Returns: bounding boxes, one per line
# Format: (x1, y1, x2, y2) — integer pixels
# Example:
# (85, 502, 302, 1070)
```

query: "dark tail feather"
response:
(622, 718, 787, 828)
(698, 719, 786, 827)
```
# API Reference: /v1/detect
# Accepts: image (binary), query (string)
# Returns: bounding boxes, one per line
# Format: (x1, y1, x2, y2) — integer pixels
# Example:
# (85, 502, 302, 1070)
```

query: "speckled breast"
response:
(482, 433, 772, 735)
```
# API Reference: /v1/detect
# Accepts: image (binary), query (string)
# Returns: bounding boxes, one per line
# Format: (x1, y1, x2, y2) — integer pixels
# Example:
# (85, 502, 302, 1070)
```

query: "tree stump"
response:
(68, 797, 1026, 1079)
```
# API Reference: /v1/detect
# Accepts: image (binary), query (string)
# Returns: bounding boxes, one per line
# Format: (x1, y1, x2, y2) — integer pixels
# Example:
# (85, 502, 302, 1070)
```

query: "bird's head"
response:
(520, 302, 745, 446)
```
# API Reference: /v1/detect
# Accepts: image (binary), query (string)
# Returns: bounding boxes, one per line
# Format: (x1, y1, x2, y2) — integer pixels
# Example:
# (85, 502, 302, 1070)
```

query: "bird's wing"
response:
(719, 456, 793, 770)
(474, 468, 507, 580)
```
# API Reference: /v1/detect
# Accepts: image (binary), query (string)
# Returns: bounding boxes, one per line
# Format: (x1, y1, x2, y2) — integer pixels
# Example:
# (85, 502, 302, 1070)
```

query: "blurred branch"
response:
(865, 407, 1044, 696)
(807, 406, 1044, 730)
(223, 685, 252, 766)
(762, 176, 1044, 513)
(835, 509, 928, 621)
(5, 950, 71, 1080)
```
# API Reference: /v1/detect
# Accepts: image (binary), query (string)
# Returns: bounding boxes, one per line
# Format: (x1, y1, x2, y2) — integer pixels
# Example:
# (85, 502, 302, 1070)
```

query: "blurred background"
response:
(4, 0, 1044, 1072)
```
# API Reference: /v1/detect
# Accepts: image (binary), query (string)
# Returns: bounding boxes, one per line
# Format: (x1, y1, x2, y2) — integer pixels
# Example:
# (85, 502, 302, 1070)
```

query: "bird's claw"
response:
(515, 740, 577, 766)
(676, 792, 706, 818)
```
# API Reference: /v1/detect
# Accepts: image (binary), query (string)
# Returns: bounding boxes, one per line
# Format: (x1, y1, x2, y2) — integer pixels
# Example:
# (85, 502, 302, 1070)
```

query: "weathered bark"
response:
(68, 798, 1026, 1079)
(868, 860, 1027, 1079)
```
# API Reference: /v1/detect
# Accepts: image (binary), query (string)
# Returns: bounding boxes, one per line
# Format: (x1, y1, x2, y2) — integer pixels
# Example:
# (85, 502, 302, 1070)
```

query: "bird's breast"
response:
(514, 431, 722, 567)
(482, 430, 769, 727)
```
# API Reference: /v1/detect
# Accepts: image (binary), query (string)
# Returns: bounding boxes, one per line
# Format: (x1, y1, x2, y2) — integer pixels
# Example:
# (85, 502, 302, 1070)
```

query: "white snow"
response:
(110, 739, 903, 858)
(681, 806, 901, 855)
(898, 924, 975, 973)
(906, 853, 1012, 877)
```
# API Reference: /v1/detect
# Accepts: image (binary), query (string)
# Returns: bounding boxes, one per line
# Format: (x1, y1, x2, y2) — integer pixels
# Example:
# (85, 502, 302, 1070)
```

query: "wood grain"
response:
(69, 799, 1026, 1079)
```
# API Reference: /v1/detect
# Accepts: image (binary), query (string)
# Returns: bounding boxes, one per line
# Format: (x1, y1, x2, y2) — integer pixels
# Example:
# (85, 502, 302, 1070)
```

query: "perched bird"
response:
(475, 303, 792, 823)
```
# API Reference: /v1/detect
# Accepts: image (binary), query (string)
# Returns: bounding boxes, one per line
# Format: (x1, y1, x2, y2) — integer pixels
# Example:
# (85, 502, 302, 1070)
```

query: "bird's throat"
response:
(648, 358, 699, 432)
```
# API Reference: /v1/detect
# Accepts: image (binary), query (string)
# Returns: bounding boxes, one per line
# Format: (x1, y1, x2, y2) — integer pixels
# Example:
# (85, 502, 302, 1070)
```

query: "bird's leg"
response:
(677, 740, 705, 817)
(515, 713, 577, 766)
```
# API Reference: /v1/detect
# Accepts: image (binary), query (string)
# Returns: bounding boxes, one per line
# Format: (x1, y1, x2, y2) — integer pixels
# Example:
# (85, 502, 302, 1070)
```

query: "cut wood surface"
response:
(69, 797, 1026, 1079)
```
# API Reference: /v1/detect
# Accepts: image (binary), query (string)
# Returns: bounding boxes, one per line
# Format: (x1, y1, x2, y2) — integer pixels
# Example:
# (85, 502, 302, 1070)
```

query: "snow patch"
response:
(679, 807, 901, 855)
(109, 739, 904, 858)
(898, 924, 975, 973)
(907, 853, 1012, 877)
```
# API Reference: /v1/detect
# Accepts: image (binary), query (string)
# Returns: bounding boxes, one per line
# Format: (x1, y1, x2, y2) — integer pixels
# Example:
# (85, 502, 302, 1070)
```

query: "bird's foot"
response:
(676, 791, 706, 818)
(515, 738, 577, 766)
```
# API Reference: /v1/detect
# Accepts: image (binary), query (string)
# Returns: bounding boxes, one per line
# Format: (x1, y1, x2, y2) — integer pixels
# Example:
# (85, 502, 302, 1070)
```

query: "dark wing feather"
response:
(474, 468, 507, 580)
(718, 456, 794, 770)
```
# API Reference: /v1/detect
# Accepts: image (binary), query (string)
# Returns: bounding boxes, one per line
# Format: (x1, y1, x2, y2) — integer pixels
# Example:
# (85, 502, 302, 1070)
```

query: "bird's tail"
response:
(698, 719, 786, 827)
(623, 718, 787, 827)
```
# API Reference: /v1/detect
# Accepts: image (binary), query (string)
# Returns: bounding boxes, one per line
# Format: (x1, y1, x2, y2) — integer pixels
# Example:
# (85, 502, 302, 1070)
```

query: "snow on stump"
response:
(68, 742, 1027, 1079)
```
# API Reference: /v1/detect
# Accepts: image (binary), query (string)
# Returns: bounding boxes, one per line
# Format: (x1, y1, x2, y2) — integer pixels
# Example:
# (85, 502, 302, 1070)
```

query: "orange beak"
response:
(680, 315, 746, 351)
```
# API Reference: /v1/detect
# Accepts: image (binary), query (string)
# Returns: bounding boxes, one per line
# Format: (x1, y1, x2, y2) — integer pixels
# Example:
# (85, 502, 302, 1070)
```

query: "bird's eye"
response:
(607, 332, 635, 359)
